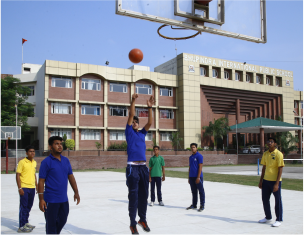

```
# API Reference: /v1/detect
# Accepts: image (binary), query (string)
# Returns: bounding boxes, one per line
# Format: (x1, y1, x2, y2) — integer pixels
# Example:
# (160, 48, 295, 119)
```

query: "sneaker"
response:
(138, 220, 150, 232)
(258, 218, 272, 223)
(186, 205, 197, 210)
(17, 226, 32, 233)
(149, 202, 154, 207)
(130, 225, 139, 234)
(198, 205, 204, 212)
(25, 223, 35, 229)
(272, 221, 281, 227)
(159, 201, 164, 206)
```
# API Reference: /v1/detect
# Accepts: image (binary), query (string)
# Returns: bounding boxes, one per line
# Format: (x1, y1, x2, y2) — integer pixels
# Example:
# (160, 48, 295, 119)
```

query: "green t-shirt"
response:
(149, 155, 165, 177)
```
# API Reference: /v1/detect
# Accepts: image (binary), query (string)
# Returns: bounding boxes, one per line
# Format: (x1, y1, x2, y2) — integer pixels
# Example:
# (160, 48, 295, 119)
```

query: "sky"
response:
(1, 0, 303, 90)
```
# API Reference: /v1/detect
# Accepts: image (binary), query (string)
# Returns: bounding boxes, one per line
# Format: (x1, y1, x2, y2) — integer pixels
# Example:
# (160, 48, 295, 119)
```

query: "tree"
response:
(65, 139, 75, 150)
(277, 132, 298, 158)
(169, 132, 183, 150)
(151, 137, 159, 148)
(1, 76, 34, 132)
(202, 117, 231, 150)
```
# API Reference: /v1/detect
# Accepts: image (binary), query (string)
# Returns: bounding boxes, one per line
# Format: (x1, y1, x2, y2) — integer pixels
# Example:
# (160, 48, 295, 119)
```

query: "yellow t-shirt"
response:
(16, 158, 37, 188)
(261, 149, 284, 181)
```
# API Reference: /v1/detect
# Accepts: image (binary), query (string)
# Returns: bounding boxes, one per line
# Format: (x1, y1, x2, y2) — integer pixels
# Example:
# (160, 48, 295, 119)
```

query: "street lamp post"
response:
(15, 103, 18, 171)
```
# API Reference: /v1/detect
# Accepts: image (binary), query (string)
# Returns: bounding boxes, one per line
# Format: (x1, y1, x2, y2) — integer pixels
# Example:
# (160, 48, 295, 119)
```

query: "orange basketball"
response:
(129, 48, 143, 63)
(195, 0, 212, 5)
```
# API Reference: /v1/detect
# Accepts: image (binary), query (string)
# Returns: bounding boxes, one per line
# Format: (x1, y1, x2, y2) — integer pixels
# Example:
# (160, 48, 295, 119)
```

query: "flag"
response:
(22, 38, 27, 44)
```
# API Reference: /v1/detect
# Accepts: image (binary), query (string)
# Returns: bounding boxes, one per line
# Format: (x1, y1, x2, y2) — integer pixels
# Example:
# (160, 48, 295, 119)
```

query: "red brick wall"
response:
(79, 105, 104, 127)
(48, 103, 75, 126)
(79, 75, 104, 102)
(108, 83, 131, 103)
(159, 110, 176, 129)
(2, 151, 239, 171)
(49, 75, 75, 100)
(79, 130, 104, 150)
(159, 88, 176, 107)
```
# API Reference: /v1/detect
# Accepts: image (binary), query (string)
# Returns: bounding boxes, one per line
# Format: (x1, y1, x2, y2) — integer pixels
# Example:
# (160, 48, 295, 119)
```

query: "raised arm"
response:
(144, 96, 155, 131)
(128, 94, 138, 125)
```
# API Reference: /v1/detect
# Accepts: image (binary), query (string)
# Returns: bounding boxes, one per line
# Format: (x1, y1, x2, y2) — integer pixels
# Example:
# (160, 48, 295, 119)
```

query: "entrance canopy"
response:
(229, 117, 302, 133)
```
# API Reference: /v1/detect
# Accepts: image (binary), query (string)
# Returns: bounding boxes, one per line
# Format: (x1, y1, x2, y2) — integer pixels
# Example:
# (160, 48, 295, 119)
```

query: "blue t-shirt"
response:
(189, 152, 203, 177)
(39, 154, 73, 203)
(125, 124, 147, 162)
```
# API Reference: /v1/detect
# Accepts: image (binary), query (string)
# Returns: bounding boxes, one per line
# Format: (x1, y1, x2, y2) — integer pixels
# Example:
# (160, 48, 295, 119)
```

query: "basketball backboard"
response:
(116, 0, 267, 43)
(1, 126, 21, 140)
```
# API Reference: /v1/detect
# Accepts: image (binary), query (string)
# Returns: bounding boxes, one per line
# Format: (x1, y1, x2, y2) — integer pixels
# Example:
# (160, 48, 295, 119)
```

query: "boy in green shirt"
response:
(149, 146, 165, 206)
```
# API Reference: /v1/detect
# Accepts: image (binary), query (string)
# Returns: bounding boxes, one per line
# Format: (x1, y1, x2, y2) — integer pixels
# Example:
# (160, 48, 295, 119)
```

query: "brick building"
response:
(10, 53, 303, 153)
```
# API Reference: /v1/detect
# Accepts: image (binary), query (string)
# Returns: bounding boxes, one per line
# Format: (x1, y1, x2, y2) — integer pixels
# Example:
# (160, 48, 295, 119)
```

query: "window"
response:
(81, 129, 100, 140)
(110, 83, 127, 93)
(266, 77, 271, 85)
(81, 78, 101, 91)
(160, 87, 173, 97)
(81, 105, 100, 115)
(136, 84, 152, 95)
(110, 106, 128, 116)
(256, 75, 261, 84)
(235, 72, 240, 81)
(136, 108, 152, 117)
(246, 74, 250, 83)
(51, 103, 72, 114)
(21, 86, 35, 96)
(160, 132, 172, 141)
(110, 130, 126, 140)
(50, 128, 72, 139)
(160, 110, 174, 119)
(145, 132, 152, 141)
(224, 71, 229, 80)
(212, 69, 218, 78)
(51, 77, 72, 88)
(295, 118, 298, 125)
(294, 101, 298, 109)
(23, 67, 31, 74)
(276, 78, 280, 87)
(301, 101, 303, 109)
(200, 67, 206, 76)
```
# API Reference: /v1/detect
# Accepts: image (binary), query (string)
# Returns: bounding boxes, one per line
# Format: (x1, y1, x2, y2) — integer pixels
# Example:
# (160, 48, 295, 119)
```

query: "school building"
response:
(9, 53, 303, 153)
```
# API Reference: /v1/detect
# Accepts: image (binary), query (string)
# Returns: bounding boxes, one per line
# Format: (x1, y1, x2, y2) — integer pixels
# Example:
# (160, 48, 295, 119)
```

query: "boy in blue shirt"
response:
(125, 93, 154, 234)
(38, 136, 80, 234)
(186, 143, 205, 212)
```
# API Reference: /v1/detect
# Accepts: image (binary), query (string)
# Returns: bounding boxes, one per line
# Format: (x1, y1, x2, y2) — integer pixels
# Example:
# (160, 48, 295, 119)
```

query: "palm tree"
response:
(278, 132, 299, 158)
(202, 117, 231, 150)
(169, 132, 183, 150)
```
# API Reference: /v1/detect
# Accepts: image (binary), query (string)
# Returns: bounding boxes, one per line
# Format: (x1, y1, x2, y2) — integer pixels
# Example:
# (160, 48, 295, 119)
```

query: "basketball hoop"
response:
(157, 24, 201, 40)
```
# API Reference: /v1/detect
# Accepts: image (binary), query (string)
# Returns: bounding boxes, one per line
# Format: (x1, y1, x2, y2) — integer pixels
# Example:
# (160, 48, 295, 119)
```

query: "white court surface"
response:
(1, 171, 303, 234)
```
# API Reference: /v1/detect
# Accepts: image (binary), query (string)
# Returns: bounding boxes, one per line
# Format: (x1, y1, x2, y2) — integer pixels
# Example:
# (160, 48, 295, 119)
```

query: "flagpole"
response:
(22, 43, 23, 65)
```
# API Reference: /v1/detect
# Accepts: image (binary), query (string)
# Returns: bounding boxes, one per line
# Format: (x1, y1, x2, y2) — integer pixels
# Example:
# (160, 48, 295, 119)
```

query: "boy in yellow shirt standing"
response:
(258, 138, 284, 227)
(16, 145, 38, 233)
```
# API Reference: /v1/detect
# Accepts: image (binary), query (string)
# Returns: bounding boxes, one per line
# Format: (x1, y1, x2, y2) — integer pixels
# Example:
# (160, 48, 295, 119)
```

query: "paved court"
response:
(168, 166, 303, 179)
(1, 171, 303, 234)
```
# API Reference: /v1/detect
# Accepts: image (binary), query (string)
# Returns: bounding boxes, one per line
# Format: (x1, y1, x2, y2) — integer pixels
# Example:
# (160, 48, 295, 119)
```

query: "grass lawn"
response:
(3, 165, 302, 191)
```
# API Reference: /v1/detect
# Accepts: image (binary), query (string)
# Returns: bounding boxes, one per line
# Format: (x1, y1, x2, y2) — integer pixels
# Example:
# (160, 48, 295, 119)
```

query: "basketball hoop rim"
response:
(157, 24, 201, 40)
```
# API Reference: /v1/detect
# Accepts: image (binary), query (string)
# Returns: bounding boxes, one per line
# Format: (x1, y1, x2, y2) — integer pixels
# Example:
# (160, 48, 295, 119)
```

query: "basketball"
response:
(195, 0, 212, 5)
(129, 48, 143, 63)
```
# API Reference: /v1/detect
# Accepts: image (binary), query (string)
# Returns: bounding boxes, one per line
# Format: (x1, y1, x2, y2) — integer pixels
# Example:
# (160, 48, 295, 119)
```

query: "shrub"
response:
(147, 148, 153, 151)
(197, 147, 203, 151)
(107, 142, 127, 151)
(95, 142, 102, 150)
(65, 139, 75, 150)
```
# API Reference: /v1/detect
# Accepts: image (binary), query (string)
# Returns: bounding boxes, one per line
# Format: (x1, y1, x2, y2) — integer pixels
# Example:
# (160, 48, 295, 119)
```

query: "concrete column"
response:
(44, 75, 49, 151)
(155, 85, 159, 145)
(267, 102, 271, 119)
(75, 77, 79, 150)
(104, 80, 108, 150)
(298, 130, 302, 150)
(277, 97, 281, 117)
(260, 128, 265, 153)
(236, 99, 240, 123)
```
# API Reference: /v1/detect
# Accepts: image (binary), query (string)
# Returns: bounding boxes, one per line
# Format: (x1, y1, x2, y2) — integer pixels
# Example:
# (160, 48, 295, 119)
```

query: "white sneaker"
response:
(272, 221, 281, 227)
(149, 202, 154, 206)
(258, 218, 272, 223)
(159, 201, 164, 206)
